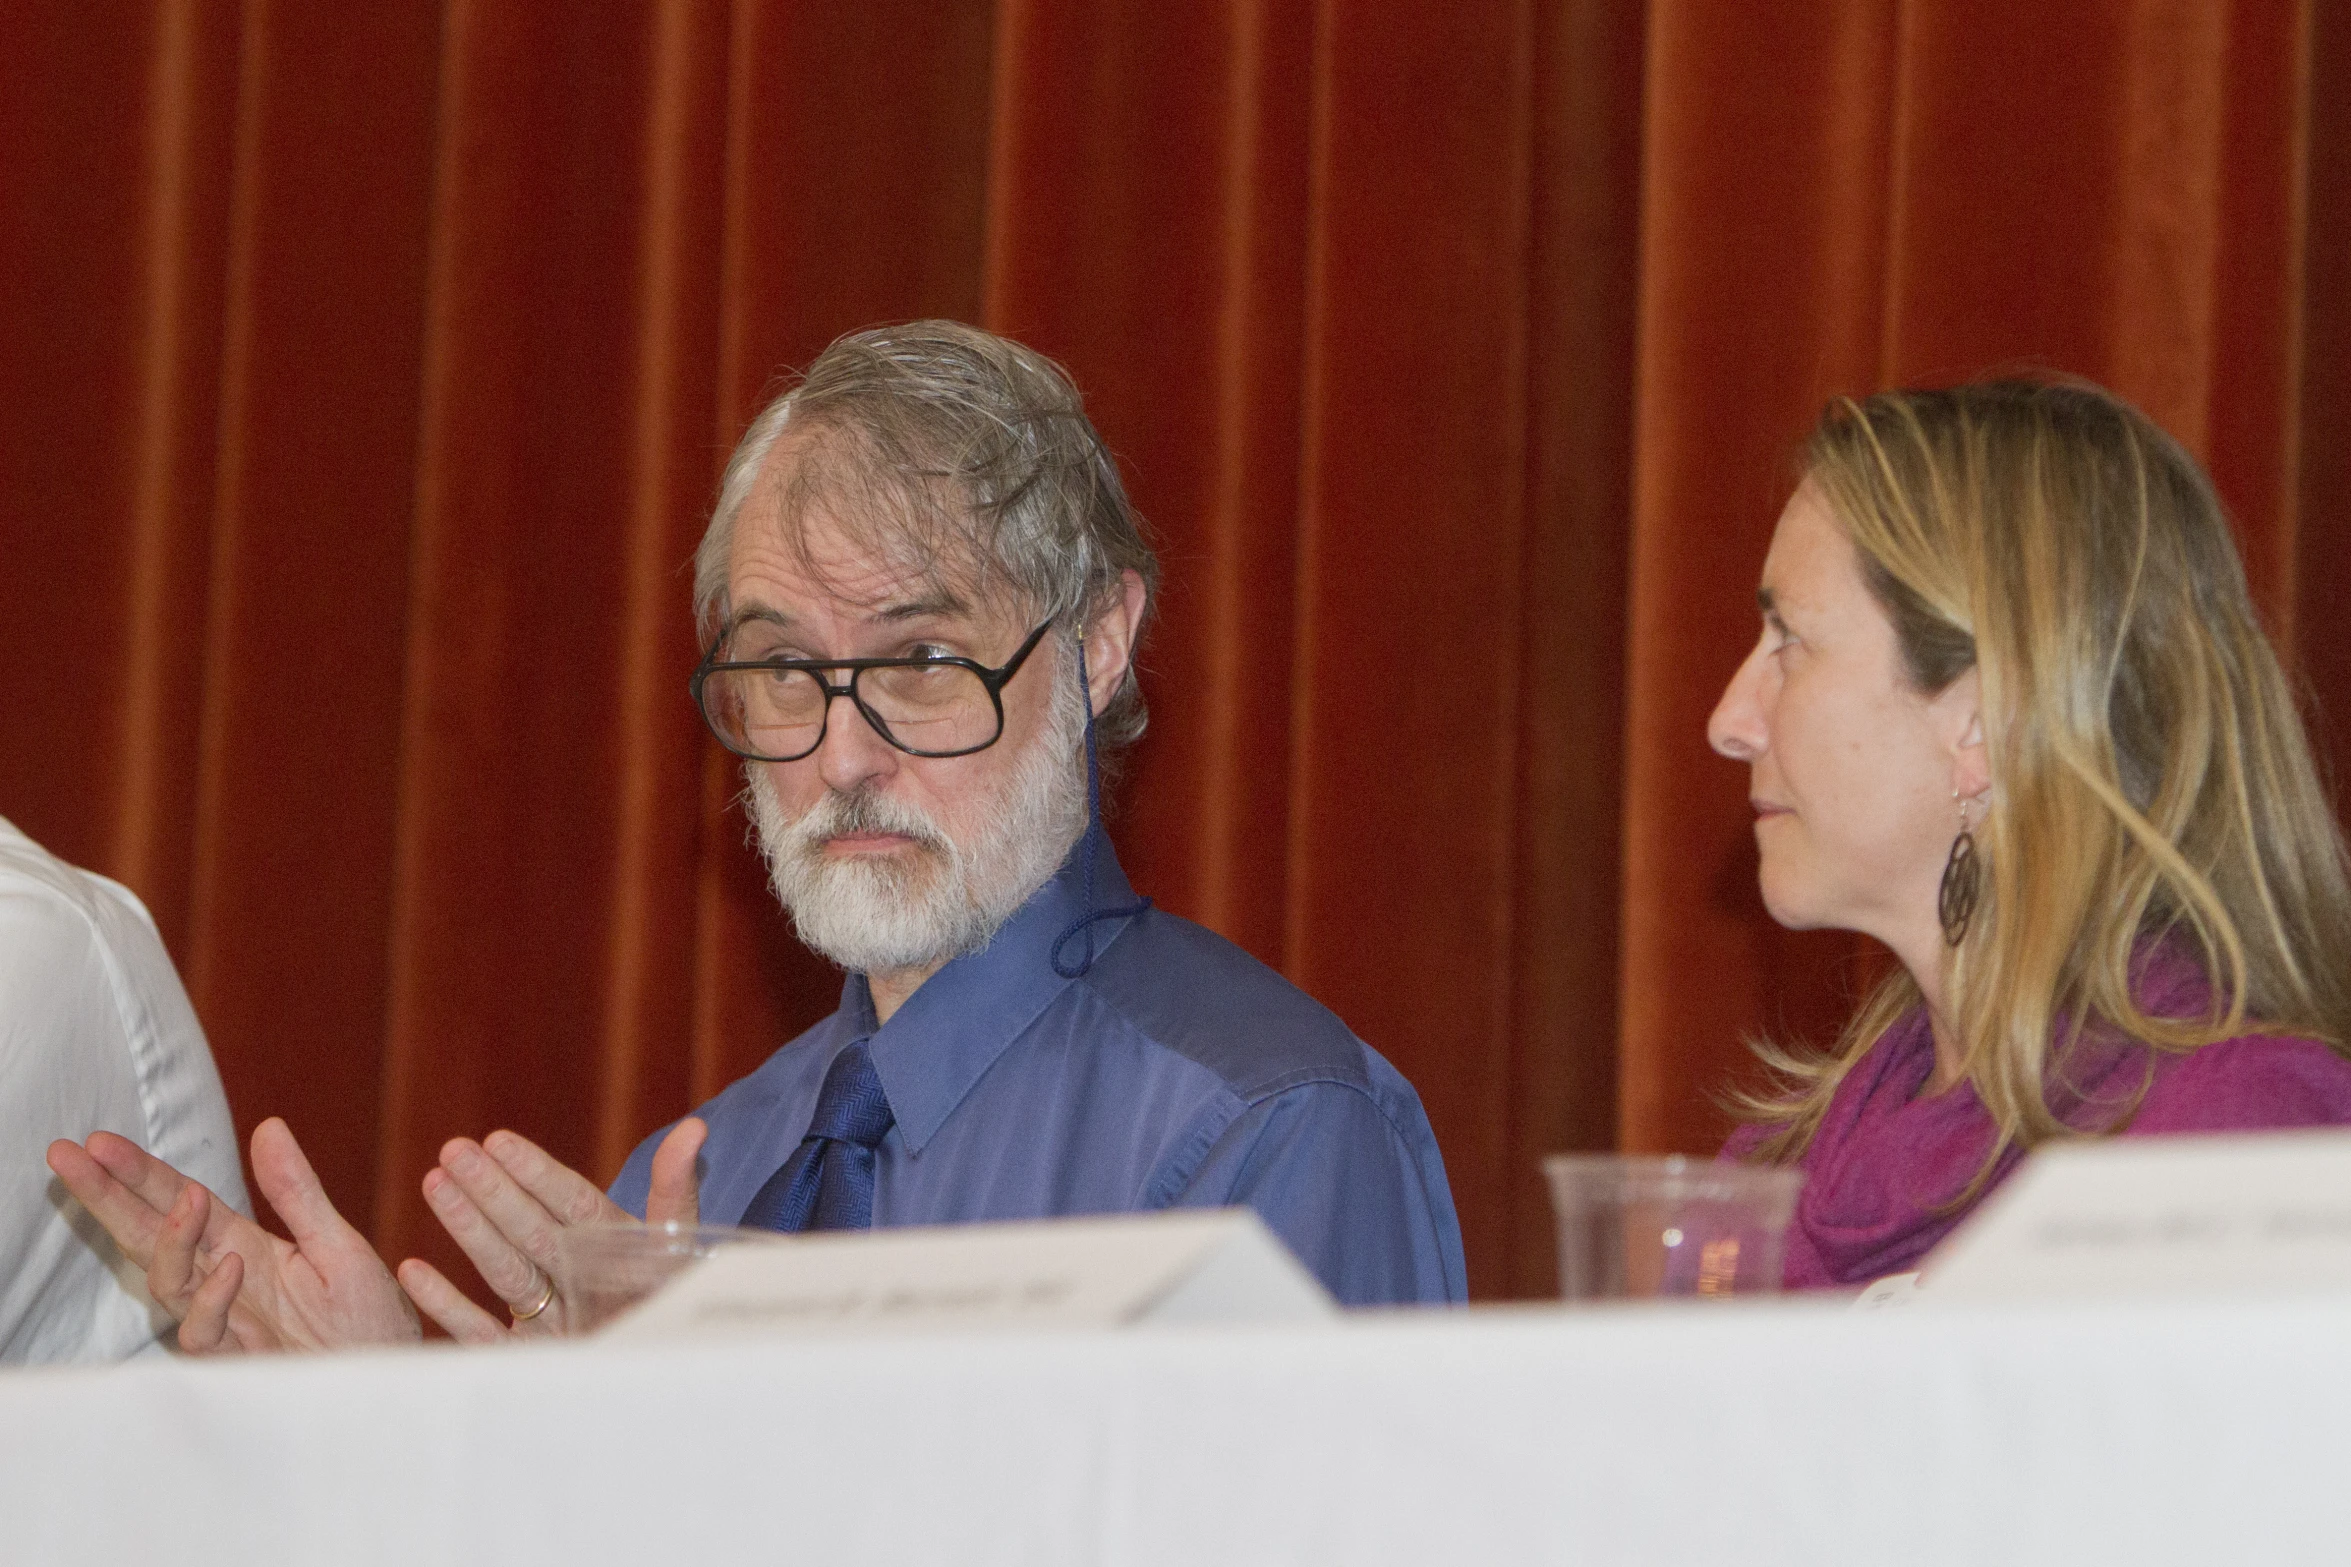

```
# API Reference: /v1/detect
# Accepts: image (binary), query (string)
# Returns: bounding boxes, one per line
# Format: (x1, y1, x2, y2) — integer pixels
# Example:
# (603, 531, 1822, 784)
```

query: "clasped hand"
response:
(45, 1114, 707, 1353)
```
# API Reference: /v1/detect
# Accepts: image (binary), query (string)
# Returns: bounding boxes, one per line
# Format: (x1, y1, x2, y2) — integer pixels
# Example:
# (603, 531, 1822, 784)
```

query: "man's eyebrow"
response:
(723, 605, 791, 636)
(871, 592, 970, 623)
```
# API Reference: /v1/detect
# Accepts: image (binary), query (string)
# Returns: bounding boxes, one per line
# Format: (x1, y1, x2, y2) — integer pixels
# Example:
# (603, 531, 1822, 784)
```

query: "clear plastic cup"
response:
(1544, 1155, 1805, 1299)
(551, 1222, 784, 1335)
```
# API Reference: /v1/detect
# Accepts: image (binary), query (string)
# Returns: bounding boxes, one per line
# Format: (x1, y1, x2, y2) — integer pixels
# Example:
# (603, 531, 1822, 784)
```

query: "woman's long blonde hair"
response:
(1738, 379, 2351, 1165)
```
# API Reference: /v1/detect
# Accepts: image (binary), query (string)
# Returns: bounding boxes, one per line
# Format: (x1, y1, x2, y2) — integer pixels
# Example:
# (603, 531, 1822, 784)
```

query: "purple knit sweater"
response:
(1721, 951, 2351, 1289)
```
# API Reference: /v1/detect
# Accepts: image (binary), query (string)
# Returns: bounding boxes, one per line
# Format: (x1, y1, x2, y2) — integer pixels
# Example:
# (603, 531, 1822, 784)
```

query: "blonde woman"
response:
(1709, 379, 2351, 1288)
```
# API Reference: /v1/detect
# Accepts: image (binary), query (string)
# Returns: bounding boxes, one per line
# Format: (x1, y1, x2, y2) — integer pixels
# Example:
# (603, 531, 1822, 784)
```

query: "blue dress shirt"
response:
(611, 830, 1467, 1306)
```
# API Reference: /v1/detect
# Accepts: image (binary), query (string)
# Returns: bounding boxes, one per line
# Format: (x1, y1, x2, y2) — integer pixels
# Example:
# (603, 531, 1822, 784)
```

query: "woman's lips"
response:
(1751, 800, 1792, 820)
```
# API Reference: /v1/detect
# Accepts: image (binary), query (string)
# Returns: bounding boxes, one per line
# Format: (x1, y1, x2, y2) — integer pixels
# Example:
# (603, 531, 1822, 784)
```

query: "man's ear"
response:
(1944, 667, 1991, 805)
(1081, 569, 1148, 717)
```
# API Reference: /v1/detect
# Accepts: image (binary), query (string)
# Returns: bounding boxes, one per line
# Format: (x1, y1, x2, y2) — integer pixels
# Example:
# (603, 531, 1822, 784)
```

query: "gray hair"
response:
(694, 320, 1159, 750)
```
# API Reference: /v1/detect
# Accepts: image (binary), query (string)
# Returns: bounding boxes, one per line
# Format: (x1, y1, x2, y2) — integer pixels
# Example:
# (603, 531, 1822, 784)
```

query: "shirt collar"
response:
(836, 823, 1141, 1154)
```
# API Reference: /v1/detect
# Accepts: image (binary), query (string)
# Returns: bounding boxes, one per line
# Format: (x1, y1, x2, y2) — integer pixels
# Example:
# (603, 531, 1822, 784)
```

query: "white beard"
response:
(747, 649, 1090, 976)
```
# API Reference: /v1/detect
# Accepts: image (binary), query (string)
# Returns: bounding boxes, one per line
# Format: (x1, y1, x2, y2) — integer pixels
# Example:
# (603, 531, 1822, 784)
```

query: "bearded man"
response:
(47, 322, 1465, 1351)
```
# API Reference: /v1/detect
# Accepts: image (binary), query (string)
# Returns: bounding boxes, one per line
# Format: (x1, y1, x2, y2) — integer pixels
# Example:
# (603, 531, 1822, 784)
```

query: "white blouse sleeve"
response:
(0, 824, 248, 1363)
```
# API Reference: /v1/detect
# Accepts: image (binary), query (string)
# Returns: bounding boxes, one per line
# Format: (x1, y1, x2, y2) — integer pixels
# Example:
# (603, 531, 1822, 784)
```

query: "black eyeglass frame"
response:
(691, 618, 1056, 763)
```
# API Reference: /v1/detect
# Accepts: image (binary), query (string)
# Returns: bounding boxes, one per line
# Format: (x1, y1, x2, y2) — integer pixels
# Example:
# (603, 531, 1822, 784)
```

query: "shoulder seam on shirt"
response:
(1071, 971, 1378, 1101)
(1141, 1072, 1426, 1209)
(1141, 1092, 1248, 1208)
(1068, 977, 1409, 1209)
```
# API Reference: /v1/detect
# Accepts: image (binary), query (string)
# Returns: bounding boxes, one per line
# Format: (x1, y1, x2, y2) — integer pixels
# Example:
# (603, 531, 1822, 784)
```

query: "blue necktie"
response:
(737, 1041, 895, 1232)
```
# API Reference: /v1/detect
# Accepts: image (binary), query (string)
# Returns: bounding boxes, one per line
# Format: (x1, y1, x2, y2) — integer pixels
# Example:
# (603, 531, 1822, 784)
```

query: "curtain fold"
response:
(0, 0, 2337, 1299)
(1510, 0, 1643, 1294)
(113, 0, 239, 949)
(2291, 0, 2351, 791)
(189, 0, 444, 1254)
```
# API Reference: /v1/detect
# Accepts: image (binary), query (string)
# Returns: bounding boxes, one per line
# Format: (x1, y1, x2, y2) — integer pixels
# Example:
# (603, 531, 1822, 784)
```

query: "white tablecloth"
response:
(2, 1293, 2345, 1565)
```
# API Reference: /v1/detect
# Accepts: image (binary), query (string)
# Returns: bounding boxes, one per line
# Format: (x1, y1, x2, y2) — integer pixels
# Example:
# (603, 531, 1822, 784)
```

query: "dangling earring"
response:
(1939, 791, 1981, 946)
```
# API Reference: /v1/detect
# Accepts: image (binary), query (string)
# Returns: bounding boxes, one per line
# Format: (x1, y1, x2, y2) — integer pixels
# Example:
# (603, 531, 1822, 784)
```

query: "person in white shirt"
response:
(0, 816, 246, 1361)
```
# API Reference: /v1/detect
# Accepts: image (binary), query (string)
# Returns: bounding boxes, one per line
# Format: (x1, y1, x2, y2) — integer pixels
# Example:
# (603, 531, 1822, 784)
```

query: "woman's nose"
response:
(1708, 643, 1769, 761)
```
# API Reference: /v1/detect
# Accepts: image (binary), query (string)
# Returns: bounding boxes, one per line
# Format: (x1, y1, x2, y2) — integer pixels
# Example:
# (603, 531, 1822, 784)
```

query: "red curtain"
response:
(0, 1, 2338, 1302)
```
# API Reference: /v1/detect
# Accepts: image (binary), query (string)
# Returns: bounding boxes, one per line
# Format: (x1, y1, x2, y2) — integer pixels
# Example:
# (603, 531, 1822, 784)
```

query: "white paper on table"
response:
(1924, 1128, 2351, 1301)
(596, 1207, 1336, 1344)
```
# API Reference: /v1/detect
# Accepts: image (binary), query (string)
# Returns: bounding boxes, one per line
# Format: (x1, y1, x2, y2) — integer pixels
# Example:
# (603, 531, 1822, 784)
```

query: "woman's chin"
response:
(1755, 878, 1828, 932)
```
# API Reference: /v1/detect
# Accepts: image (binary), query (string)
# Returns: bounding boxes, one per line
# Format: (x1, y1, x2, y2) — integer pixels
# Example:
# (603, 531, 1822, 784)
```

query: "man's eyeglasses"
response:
(692, 620, 1054, 763)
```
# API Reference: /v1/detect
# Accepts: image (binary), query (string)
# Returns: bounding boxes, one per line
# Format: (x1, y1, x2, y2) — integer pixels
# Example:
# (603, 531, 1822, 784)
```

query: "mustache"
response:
(778, 783, 954, 858)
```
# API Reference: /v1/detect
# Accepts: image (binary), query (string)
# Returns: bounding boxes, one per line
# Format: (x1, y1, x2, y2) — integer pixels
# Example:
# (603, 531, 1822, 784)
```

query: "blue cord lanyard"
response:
(1050, 633, 1152, 978)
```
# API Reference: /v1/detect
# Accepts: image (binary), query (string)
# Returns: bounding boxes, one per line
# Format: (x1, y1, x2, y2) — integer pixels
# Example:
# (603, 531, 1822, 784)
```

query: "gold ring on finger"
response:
(509, 1270, 555, 1322)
